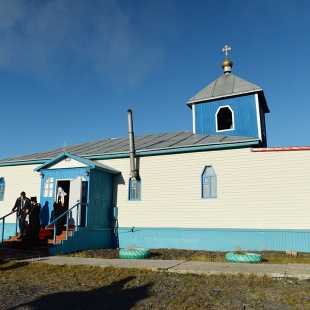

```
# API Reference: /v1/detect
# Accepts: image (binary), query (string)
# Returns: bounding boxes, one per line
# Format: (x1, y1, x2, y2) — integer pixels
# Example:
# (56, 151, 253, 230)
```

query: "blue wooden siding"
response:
(195, 94, 259, 138)
(39, 168, 89, 224)
(88, 169, 114, 227)
(48, 227, 112, 255)
(0, 223, 16, 240)
(118, 227, 310, 253)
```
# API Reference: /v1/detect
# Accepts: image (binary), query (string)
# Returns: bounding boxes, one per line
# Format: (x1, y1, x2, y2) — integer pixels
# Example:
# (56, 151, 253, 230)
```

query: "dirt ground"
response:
(68, 248, 227, 261)
(1, 259, 310, 310)
(67, 248, 310, 264)
(1, 249, 310, 309)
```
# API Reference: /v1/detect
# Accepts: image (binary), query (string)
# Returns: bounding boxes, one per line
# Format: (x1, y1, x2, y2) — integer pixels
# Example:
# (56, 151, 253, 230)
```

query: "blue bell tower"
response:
(187, 45, 270, 147)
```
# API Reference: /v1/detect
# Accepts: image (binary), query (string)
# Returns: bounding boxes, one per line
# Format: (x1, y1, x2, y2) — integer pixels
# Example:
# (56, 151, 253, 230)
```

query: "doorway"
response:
(56, 178, 83, 226)
(56, 180, 70, 198)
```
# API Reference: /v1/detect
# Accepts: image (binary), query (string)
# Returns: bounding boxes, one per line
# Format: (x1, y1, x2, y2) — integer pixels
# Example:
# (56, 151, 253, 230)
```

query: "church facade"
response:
(1, 48, 310, 254)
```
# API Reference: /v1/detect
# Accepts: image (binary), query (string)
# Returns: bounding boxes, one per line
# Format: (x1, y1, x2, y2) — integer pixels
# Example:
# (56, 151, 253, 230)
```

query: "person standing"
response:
(12, 191, 31, 239)
(53, 187, 68, 226)
(24, 197, 41, 244)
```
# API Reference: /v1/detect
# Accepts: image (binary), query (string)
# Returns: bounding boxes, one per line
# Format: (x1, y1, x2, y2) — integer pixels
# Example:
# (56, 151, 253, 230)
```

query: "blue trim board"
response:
(0, 223, 17, 240)
(34, 152, 94, 171)
(0, 160, 46, 167)
(34, 152, 120, 174)
(118, 227, 310, 253)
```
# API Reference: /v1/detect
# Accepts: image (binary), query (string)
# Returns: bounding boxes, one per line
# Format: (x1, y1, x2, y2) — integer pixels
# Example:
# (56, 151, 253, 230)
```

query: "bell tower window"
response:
(216, 106, 234, 131)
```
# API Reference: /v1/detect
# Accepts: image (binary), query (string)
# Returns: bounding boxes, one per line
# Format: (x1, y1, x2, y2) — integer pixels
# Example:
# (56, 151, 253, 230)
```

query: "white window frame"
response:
(216, 105, 235, 132)
(43, 177, 54, 197)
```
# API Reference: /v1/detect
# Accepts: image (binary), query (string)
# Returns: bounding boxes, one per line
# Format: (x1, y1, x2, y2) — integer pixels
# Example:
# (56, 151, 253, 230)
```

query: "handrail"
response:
(45, 202, 88, 245)
(0, 211, 18, 243)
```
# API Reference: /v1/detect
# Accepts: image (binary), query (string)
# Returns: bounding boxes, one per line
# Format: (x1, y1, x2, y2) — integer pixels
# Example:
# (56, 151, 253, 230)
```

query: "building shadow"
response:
(0, 260, 28, 270)
(111, 219, 119, 248)
(10, 276, 153, 310)
(40, 201, 50, 225)
(113, 173, 125, 207)
(111, 173, 125, 249)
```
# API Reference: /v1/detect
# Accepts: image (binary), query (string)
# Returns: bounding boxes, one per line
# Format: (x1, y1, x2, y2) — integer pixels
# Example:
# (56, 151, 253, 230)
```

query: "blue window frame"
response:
(0, 177, 5, 201)
(129, 178, 141, 200)
(201, 166, 217, 198)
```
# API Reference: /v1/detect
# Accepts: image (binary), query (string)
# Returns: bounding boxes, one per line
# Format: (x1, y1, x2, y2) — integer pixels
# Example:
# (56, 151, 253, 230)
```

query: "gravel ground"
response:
(1, 249, 310, 309)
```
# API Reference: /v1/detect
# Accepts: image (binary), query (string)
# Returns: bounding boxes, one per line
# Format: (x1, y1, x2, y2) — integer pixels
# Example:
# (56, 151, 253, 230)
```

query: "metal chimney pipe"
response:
(127, 109, 138, 178)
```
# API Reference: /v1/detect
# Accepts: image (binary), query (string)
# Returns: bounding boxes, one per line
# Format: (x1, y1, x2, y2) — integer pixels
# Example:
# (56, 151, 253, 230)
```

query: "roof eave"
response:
(187, 89, 270, 113)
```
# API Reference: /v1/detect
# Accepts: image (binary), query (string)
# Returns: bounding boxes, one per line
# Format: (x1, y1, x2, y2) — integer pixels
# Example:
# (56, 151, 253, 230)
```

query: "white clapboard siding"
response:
(1, 147, 309, 229)
(0, 165, 41, 222)
(99, 148, 310, 229)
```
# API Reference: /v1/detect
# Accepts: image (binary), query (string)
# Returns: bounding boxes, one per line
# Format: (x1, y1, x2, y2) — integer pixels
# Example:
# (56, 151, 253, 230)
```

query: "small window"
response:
(216, 106, 234, 131)
(129, 178, 141, 200)
(201, 166, 217, 198)
(43, 177, 54, 197)
(0, 177, 5, 201)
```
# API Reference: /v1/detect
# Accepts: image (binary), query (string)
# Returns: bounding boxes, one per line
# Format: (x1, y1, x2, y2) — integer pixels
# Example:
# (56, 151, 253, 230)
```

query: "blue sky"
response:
(1, 0, 310, 159)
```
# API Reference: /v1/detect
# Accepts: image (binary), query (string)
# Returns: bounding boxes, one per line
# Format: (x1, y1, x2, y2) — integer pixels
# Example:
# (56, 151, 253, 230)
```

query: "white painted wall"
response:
(50, 158, 87, 169)
(1, 148, 309, 229)
(0, 164, 41, 222)
(99, 148, 310, 230)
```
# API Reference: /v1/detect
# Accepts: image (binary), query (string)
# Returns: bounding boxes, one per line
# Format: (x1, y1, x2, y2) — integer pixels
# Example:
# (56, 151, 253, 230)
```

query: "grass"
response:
(1, 259, 310, 309)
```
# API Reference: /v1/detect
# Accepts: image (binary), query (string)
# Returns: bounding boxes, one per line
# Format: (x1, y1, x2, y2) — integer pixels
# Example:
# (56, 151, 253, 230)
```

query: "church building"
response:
(1, 46, 309, 255)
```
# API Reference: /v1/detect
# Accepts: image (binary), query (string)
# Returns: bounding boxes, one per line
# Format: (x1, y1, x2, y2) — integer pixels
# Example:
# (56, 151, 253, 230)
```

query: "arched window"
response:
(201, 166, 217, 198)
(43, 177, 54, 197)
(0, 177, 5, 201)
(128, 178, 141, 200)
(216, 106, 234, 131)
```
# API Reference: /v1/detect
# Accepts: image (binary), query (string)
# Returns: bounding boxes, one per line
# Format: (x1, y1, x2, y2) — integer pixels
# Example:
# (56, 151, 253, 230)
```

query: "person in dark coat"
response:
(24, 197, 41, 244)
(53, 187, 68, 226)
(12, 191, 31, 239)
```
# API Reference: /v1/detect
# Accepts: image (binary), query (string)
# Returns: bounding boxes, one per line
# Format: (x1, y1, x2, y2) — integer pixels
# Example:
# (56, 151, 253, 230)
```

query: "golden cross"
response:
(222, 45, 231, 59)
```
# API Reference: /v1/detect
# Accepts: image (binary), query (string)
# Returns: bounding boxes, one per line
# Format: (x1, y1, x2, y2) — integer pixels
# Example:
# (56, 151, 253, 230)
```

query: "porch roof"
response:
(34, 152, 120, 174)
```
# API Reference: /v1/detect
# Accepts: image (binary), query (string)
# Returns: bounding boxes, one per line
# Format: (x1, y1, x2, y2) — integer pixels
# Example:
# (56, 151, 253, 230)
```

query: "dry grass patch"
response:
(1, 260, 310, 309)
(66, 248, 310, 264)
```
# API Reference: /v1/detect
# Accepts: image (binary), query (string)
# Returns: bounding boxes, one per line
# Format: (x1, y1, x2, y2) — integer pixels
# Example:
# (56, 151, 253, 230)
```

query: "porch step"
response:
(0, 238, 51, 257)
(0, 225, 76, 257)
(39, 225, 75, 243)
